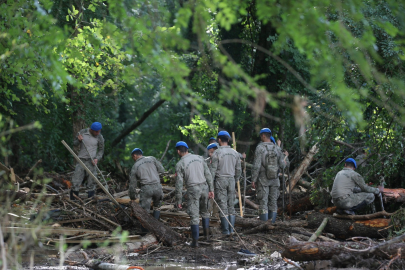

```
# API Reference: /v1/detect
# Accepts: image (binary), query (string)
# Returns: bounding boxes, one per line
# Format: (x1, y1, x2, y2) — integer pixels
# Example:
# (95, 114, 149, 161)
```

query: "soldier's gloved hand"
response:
(353, 187, 361, 193)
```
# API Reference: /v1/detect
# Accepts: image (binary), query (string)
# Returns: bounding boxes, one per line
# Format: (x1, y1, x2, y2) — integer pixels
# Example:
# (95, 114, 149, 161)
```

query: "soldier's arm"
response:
(73, 129, 84, 146)
(202, 158, 214, 192)
(129, 166, 138, 200)
(153, 157, 165, 173)
(353, 173, 379, 194)
(210, 151, 219, 178)
(251, 146, 262, 183)
(95, 136, 105, 160)
(175, 163, 184, 205)
(234, 152, 242, 182)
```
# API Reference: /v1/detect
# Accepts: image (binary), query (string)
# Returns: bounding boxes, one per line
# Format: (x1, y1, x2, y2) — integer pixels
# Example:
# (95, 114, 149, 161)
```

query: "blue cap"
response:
(207, 143, 218, 150)
(217, 131, 231, 138)
(260, 128, 271, 134)
(175, 141, 189, 149)
(270, 136, 276, 144)
(345, 158, 357, 169)
(209, 137, 216, 141)
(131, 148, 143, 155)
(90, 122, 102, 131)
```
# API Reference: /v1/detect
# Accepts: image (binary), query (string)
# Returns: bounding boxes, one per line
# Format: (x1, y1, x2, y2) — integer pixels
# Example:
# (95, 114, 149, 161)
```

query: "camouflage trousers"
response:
(186, 183, 210, 225)
(72, 159, 97, 192)
(256, 177, 280, 214)
(214, 176, 236, 217)
(140, 183, 163, 213)
(334, 192, 375, 210)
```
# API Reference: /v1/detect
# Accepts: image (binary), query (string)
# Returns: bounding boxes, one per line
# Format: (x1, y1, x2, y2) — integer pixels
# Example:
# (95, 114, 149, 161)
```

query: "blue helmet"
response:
(209, 137, 216, 141)
(345, 158, 357, 169)
(217, 131, 231, 138)
(260, 128, 271, 134)
(175, 141, 189, 149)
(131, 148, 143, 155)
(91, 122, 102, 131)
(207, 143, 218, 150)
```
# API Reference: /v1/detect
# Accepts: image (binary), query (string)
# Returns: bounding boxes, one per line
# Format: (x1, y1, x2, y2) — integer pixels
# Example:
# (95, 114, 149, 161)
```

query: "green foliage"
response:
(179, 115, 218, 144)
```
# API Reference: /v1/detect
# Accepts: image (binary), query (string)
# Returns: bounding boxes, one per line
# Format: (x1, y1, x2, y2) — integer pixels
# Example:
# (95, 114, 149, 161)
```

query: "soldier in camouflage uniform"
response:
(210, 131, 242, 239)
(129, 148, 165, 224)
(252, 128, 289, 223)
(175, 141, 214, 247)
(71, 122, 105, 199)
(206, 143, 218, 216)
(331, 158, 382, 215)
(208, 137, 246, 159)
(355, 148, 369, 169)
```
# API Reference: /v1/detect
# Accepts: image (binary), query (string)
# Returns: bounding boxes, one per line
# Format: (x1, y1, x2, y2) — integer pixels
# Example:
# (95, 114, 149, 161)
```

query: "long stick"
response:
(308, 217, 328, 242)
(78, 133, 109, 189)
(61, 140, 134, 224)
(282, 167, 285, 221)
(232, 132, 243, 217)
(243, 158, 247, 215)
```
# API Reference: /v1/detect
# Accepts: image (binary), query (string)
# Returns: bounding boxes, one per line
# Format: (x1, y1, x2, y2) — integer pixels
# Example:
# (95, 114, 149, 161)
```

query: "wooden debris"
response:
(333, 210, 393, 220)
(308, 217, 328, 242)
(25, 159, 42, 178)
(0, 162, 24, 183)
(287, 144, 318, 192)
(277, 196, 313, 215)
(382, 188, 405, 202)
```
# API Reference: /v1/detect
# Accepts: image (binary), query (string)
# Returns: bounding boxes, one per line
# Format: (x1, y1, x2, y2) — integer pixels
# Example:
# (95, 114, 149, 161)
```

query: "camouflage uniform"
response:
(129, 156, 165, 213)
(251, 142, 289, 214)
(331, 167, 379, 210)
(72, 128, 105, 192)
(176, 153, 213, 225)
(210, 146, 242, 217)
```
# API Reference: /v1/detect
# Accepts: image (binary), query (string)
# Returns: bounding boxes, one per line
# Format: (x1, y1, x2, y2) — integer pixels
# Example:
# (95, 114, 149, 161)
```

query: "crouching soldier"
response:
(175, 141, 214, 247)
(129, 148, 165, 231)
(331, 158, 382, 215)
(252, 128, 288, 223)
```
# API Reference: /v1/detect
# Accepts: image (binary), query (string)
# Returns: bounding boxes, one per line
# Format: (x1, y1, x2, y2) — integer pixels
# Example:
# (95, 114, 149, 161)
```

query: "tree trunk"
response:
(307, 212, 390, 239)
(287, 144, 318, 192)
(282, 237, 405, 261)
(277, 196, 313, 215)
(235, 217, 307, 228)
(129, 201, 184, 246)
(382, 188, 405, 202)
(70, 85, 86, 153)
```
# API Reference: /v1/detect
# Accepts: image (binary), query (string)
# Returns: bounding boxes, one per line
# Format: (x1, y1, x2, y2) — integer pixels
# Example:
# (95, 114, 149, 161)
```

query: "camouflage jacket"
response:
(73, 128, 105, 160)
(210, 146, 242, 181)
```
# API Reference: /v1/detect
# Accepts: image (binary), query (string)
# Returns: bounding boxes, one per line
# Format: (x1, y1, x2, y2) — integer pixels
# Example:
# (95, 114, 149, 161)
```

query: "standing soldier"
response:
(205, 143, 218, 170)
(210, 131, 242, 239)
(252, 128, 289, 223)
(175, 141, 214, 247)
(129, 148, 165, 226)
(71, 122, 104, 199)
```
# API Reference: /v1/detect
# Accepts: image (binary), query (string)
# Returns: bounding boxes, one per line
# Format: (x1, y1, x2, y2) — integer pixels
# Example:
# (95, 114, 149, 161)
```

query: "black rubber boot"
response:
(220, 216, 230, 235)
(70, 190, 79, 200)
(190, 225, 199, 248)
(228, 215, 236, 241)
(202, 218, 210, 241)
(271, 212, 277, 224)
(259, 213, 268, 221)
(336, 208, 355, 215)
(351, 200, 368, 213)
(87, 190, 95, 198)
(153, 210, 160, 220)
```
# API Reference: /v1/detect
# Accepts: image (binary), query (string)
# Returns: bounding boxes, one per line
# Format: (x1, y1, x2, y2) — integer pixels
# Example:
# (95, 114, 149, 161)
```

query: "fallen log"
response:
(130, 201, 183, 246)
(319, 206, 337, 214)
(235, 216, 307, 229)
(277, 196, 313, 215)
(297, 179, 311, 189)
(382, 188, 405, 202)
(241, 196, 259, 210)
(333, 210, 393, 220)
(282, 236, 405, 261)
(307, 212, 390, 239)
(287, 144, 318, 192)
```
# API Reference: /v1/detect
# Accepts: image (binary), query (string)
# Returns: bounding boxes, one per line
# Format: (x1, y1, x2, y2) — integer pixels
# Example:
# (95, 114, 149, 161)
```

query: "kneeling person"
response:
(175, 141, 214, 247)
(331, 158, 381, 215)
(129, 148, 165, 223)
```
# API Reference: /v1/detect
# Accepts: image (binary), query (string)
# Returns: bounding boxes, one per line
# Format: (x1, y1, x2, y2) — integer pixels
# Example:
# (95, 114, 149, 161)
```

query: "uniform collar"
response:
(181, 153, 191, 160)
(135, 156, 145, 163)
(84, 128, 98, 138)
(343, 167, 354, 171)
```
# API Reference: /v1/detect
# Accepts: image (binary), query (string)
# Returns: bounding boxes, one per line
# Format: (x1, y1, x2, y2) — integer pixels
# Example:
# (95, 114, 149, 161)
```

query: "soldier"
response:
(129, 148, 164, 222)
(251, 128, 289, 223)
(208, 137, 246, 159)
(71, 122, 105, 199)
(355, 148, 369, 169)
(210, 131, 242, 239)
(205, 143, 218, 170)
(331, 158, 382, 215)
(175, 141, 214, 247)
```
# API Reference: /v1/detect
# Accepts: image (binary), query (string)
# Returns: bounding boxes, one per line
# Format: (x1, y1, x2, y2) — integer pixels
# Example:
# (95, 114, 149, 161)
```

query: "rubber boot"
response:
(259, 213, 268, 221)
(271, 212, 277, 224)
(351, 200, 368, 214)
(190, 225, 199, 248)
(70, 190, 79, 200)
(87, 190, 95, 198)
(202, 218, 210, 241)
(153, 210, 160, 220)
(228, 215, 236, 241)
(220, 216, 230, 235)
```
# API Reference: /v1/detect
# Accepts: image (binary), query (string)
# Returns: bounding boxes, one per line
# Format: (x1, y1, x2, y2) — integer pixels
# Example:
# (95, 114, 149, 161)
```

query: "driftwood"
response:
(333, 210, 393, 220)
(307, 212, 390, 239)
(130, 201, 183, 246)
(382, 188, 405, 202)
(282, 235, 405, 261)
(277, 196, 313, 215)
(242, 195, 259, 210)
(287, 144, 318, 192)
(235, 216, 307, 229)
